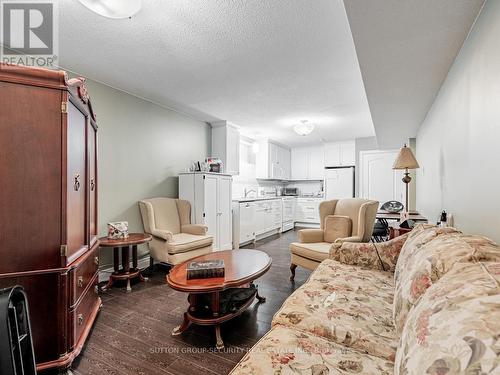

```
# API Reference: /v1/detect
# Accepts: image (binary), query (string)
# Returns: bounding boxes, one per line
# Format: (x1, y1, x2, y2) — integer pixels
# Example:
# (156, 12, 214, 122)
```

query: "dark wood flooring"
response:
(69, 229, 311, 375)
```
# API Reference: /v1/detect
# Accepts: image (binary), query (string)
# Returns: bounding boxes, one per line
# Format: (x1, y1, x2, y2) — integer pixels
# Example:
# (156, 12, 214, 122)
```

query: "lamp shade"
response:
(393, 145, 420, 169)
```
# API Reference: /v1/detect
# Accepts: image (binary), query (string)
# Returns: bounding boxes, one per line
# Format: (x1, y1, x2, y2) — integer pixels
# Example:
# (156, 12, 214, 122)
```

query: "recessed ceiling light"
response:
(294, 120, 315, 136)
(77, 0, 142, 19)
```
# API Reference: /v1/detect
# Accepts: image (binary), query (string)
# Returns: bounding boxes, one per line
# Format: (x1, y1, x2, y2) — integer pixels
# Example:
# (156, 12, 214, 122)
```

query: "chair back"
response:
(319, 198, 379, 242)
(139, 198, 192, 235)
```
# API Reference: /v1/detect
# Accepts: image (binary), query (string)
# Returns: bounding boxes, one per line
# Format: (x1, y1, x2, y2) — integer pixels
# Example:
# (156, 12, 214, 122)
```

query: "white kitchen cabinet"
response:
(291, 146, 325, 180)
(308, 146, 325, 179)
(179, 172, 233, 251)
(254, 199, 281, 236)
(295, 198, 323, 225)
(232, 201, 255, 248)
(256, 140, 291, 180)
(324, 141, 355, 167)
(211, 121, 240, 175)
(291, 147, 308, 179)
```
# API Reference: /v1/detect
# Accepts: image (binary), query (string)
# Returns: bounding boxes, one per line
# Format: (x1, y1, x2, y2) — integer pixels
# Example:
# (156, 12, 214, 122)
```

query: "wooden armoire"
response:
(0, 64, 101, 371)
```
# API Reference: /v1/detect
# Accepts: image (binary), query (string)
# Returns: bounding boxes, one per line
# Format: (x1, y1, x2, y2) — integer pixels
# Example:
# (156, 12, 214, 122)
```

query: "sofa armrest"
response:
(334, 235, 363, 244)
(182, 224, 208, 236)
(329, 233, 410, 272)
(150, 229, 173, 241)
(298, 229, 324, 243)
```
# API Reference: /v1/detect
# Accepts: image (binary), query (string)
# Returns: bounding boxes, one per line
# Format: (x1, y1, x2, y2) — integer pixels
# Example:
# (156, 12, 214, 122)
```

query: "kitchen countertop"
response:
(232, 196, 324, 202)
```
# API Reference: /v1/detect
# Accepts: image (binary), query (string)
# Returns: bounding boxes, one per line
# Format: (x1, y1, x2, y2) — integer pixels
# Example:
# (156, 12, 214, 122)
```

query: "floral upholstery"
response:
(393, 225, 500, 333)
(273, 259, 397, 361)
(395, 261, 500, 374)
(229, 326, 394, 375)
(330, 232, 410, 272)
(230, 225, 500, 375)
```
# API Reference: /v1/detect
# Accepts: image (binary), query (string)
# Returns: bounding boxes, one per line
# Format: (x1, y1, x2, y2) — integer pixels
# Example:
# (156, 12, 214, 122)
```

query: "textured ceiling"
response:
(58, 0, 374, 147)
(344, 0, 485, 148)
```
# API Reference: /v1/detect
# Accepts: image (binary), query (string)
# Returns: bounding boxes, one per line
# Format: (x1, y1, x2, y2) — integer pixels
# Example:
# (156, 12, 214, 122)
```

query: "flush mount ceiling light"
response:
(293, 120, 315, 136)
(77, 0, 142, 19)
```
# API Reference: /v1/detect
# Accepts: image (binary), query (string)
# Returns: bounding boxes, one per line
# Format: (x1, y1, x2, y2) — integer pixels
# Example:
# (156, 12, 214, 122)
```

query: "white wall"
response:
(416, 0, 500, 242)
(84, 79, 211, 269)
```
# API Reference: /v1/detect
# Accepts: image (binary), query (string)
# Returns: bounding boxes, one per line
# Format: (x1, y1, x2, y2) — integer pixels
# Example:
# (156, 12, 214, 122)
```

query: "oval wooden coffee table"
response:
(167, 249, 271, 349)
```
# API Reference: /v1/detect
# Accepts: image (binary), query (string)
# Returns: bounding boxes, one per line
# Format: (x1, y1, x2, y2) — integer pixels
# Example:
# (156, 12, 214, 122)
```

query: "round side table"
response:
(99, 233, 152, 292)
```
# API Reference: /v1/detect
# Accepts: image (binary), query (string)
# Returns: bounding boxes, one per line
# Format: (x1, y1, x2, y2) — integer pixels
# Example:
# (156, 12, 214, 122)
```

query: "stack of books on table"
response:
(186, 259, 225, 280)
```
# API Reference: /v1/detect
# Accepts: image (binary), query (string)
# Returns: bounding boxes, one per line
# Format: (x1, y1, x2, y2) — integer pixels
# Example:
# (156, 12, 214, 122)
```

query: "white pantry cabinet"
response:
(179, 172, 233, 251)
(291, 146, 325, 180)
(211, 121, 240, 175)
(324, 141, 355, 167)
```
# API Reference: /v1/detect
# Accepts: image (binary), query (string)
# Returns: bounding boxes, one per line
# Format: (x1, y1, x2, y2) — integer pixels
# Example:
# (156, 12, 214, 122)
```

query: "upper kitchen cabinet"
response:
(211, 121, 240, 175)
(291, 146, 325, 180)
(256, 140, 291, 179)
(324, 140, 355, 167)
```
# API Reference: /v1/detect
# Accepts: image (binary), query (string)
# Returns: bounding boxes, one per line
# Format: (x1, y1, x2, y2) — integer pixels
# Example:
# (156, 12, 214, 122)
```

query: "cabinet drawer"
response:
(69, 246, 99, 307)
(69, 273, 99, 350)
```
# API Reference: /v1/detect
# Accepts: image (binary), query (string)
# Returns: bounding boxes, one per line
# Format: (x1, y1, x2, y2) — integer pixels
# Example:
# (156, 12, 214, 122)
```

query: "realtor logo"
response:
(1, 0, 58, 67)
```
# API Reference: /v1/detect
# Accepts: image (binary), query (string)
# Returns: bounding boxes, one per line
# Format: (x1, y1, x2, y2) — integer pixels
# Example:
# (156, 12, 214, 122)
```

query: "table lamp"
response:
(393, 144, 420, 212)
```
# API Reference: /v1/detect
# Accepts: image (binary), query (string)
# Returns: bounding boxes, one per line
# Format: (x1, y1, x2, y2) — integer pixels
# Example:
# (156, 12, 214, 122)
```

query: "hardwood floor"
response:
(69, 229, 311, 375)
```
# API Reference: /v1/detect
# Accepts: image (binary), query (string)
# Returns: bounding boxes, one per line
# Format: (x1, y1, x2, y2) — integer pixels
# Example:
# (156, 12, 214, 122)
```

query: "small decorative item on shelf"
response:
(107, 221, 129, 239)
(187, 259, 225, 280)
(205, 157, 223, 173)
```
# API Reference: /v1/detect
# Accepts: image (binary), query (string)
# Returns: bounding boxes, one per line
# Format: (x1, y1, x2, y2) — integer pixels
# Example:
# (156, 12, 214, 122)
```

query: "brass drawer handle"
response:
(77, 313, 84, 326)
(90, 177, 95, 191)
(77, 276, 84, 288)
(74, 174, 81, 191)
(94, 256, 99, 265)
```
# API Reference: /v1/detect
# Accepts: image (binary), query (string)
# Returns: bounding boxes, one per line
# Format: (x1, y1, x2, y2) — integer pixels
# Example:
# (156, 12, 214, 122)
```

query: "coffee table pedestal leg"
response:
(215, 325, 224, 350)
(172, 312, 191, 336)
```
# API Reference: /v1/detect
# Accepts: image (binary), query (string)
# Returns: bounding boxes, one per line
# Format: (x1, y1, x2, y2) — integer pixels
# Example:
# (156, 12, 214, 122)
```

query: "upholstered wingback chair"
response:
(289, 198, 378, 279)
(139, 198, 213, 266)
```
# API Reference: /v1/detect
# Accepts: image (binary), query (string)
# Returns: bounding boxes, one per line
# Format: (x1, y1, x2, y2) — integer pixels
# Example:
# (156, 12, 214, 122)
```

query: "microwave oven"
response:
(283, 187, 299, 196)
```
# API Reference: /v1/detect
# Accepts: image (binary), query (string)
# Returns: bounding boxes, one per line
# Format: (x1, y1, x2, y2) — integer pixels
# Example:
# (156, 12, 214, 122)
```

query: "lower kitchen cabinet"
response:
(295, 198, 323, 226)
(232, 198, 282, 248)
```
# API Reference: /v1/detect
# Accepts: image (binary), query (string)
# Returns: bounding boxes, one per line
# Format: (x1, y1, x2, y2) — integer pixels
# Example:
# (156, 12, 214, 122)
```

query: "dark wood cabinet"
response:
(0, 64, 101, 371)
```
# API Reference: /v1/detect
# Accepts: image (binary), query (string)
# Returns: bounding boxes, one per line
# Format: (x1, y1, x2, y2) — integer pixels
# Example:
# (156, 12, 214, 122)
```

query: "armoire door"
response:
(88, 123, 98, 247)
(203, 175, 218, 249)
(217, 176, 232, 250)
(66, 101, 88, 263)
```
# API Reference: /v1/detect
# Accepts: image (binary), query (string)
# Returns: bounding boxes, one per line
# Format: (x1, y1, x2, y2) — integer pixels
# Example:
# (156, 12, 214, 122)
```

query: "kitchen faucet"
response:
(244, 188, 256, 198)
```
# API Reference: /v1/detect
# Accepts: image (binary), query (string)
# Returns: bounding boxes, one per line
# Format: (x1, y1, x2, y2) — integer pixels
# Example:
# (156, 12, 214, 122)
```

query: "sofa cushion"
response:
(330, 232, 410, 272)
(166, 233, 213, 254)
(289, 242, 331, 262)
(273, 259, 398, 361)
(395, 261, 500, 374)
(324, 215, 352, 243)
(229, 326, 394, 375)
(393, 226, 500, 333)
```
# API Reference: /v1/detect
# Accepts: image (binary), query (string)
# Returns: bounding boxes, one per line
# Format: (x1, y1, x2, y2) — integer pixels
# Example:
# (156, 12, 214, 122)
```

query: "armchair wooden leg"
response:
(290, 264, 297, 281)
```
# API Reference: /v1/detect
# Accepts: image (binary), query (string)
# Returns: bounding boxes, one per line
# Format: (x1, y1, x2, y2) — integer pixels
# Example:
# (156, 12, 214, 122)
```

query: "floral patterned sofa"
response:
(230, 224, 500, 374)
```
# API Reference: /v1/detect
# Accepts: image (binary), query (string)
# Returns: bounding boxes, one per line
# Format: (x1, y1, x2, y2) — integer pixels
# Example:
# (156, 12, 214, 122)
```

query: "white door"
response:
(204, 175, 218, 245)
(359, 150, 405, 207)
(291, 148, 308, 179)
(308, 146, 325, 180)
(325, 167, 354, 199)
(217, 176, 232, 250)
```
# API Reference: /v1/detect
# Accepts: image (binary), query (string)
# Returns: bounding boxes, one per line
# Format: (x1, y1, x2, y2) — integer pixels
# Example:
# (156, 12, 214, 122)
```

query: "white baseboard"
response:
(98, 256, 151, 283)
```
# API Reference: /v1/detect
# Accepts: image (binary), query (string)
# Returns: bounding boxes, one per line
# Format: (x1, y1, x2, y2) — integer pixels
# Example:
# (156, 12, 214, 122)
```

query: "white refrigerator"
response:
(325, 167, 355, 200)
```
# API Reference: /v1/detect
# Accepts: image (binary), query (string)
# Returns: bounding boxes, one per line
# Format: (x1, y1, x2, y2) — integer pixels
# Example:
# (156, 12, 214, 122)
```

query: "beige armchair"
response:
(139, 198, 213, 266)
(289, 198, 378, 280)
